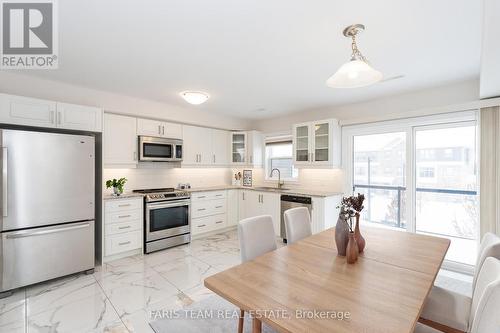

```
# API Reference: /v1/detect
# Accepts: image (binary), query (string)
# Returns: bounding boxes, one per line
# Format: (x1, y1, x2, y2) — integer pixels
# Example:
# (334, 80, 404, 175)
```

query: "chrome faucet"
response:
(270, 168, 284, 189)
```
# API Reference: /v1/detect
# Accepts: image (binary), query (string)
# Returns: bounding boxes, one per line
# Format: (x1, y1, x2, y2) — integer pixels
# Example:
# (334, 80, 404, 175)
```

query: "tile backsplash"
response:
(103, 167, 232, 194)
(233, 168, 346, 193)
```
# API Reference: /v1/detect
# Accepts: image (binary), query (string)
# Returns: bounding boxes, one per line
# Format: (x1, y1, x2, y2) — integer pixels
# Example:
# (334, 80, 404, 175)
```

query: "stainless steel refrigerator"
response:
(0, 129, 95, 293)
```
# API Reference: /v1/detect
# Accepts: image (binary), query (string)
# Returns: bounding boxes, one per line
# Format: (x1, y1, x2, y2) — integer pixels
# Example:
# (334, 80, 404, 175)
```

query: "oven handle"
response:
(146, 200, 191, 209)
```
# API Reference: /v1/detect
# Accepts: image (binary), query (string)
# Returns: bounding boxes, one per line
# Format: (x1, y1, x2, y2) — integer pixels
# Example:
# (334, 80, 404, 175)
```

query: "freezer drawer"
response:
(0, 221, 94, 292)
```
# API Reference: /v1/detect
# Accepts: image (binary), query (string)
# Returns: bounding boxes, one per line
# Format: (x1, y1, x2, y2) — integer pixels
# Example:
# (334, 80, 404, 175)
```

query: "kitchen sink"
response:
(253, 186, 290, 192)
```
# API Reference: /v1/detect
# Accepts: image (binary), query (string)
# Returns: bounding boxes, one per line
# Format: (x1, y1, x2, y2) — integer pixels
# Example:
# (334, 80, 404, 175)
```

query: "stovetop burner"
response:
(133, 188, 190, 202)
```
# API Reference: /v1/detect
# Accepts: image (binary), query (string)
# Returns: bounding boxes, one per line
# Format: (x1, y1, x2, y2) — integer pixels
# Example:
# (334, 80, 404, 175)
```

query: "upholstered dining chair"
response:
(419, 232, 500, 332)
(416, 257, 500, 333)
(237, 215, 277, 333)
(284, 207, 312, 244)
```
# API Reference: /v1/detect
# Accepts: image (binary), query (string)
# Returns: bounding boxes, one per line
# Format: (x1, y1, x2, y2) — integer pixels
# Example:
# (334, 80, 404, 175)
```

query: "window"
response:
(265, 140, 298, 180)
(419, 167, 435, 178)
(344, 112, 479, 272)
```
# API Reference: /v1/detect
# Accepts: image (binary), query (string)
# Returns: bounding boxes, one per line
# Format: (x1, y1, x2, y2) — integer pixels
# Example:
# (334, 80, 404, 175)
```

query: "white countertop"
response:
(185, 185, 343, 198)
(103, 185, 343, 200)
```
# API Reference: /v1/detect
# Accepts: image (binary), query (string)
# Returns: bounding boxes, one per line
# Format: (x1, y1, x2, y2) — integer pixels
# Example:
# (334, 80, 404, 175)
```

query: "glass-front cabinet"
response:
(293, 119, 340, 168)
(231, 132, 247, 164)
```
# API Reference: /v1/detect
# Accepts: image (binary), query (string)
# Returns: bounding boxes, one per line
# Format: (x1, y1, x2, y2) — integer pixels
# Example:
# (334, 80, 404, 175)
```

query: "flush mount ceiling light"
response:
(180, 91, 210, 105)
(326, 24, 383, 89)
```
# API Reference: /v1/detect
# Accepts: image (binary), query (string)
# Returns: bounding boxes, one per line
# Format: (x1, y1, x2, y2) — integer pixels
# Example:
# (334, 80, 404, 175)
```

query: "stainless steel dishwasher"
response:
(280, 194, 312, 243)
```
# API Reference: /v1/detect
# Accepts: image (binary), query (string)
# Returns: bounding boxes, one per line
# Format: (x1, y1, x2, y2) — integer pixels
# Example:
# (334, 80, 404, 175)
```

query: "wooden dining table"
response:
(204, 226, 450, 333)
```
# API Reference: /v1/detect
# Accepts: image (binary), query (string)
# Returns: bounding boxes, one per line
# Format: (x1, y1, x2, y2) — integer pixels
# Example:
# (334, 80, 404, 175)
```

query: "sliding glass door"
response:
(346, 113, 479, 270)
(353, 132, 407, 229)
(414, 123, 478, 265)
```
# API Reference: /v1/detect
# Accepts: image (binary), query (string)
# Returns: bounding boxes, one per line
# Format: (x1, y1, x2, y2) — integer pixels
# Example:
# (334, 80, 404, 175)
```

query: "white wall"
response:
(103, 167, 232, 195)
(480, 0, 500, 99)
(0, 72, 249, 130)
(253, 79, 479, 133)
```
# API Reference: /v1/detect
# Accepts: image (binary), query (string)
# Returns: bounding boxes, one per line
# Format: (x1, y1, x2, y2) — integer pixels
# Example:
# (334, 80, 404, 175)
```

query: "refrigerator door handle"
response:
(5, 222, 91, 239)
(2, 147, 7, 217)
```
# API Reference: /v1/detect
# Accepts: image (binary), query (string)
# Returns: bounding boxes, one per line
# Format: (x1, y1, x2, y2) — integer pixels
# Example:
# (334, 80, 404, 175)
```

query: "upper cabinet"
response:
(182, 125, 229, 167)
(230, 130, 263, 167)
(0, 94, 102, 132)
(56, 102, 102, 132)
(137, 118, 182, 139)
(103, 113, 138, 166)
(293, 119, 340, 168)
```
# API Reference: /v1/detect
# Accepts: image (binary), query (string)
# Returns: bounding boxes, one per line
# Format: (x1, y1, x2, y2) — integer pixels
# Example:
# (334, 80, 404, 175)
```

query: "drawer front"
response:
(212, 214, 227, 229)
(191, 190, 226, 202)
(105, 220, 142, 236)
(191, 216, 214, 235)
(212, 199, 227, 215)
(105, 209, 142, 225)
(105, 198, 142, 213)
(191, 199, 227, 218)
(105, 231, 141, 256)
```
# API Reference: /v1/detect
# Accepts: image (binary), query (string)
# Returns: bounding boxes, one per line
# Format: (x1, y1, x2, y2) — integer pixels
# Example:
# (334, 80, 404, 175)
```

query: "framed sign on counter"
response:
(242, 169, 252, 187)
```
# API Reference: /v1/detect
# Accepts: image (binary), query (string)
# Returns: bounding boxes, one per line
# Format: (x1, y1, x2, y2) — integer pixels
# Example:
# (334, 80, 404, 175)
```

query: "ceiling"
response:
(24, 0, 481, 120)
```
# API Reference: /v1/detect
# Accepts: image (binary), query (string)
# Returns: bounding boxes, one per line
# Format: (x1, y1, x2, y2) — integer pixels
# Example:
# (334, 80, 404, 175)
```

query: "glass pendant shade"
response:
(326, 59, 383, 88)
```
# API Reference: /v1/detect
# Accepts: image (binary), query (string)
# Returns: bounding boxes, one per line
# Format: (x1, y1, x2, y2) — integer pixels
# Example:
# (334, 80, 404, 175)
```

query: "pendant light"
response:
(326, 24, 383, 88)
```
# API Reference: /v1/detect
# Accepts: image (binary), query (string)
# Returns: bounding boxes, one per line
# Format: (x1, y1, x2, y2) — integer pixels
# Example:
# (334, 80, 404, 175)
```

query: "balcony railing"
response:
(353, 184, 477, 231)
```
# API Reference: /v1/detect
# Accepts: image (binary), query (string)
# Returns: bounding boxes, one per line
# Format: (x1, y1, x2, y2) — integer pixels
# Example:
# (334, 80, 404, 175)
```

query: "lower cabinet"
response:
(239, 190, 280, 236)
(191, 190, 229, 236)
(103, 197, 143, 261)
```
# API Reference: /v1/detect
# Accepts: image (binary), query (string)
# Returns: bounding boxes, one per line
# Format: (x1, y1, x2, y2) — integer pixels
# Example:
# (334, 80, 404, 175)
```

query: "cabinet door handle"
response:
(118, 204, 131, 207)
(197, 196, 206, 199)
(213, 154, 216, 163)
(162, 125, 165, 135)
(242, 192, 245, 200)
(57, 111, 62, 125)
(118, 225, 131, 230)
(215, 205, 223, 208)
(215, 220, 223, 224)
(50, 111, 55, 123)
(118, 214, 131, 218)
(197, 224, 206, 227)
(261, 195, 264, 203)
(215, 194, 223, 197)
(119, 241, 131, 246)
(158, 125, 161, 135)
(197, 208, 206, 211)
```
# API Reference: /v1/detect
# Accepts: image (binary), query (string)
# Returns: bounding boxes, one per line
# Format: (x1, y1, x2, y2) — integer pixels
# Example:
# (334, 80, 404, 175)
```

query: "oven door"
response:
(139, 136, 174, 161)
(145, 200, 190, 242)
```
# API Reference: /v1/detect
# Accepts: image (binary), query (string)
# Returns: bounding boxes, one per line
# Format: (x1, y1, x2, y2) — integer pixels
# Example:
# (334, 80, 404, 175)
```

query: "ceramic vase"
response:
(354, 214, 366, 253)
(335, 215, 349, 256)
(346, 232, 359, 264)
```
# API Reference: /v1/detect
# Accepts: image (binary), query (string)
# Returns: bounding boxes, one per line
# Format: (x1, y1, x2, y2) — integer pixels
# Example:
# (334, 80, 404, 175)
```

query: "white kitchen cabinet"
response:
(230, 130, 263, 167)
(0, 94, 56, 128)
(0, 94, 102, 132)
(227, 189, 239, 226)
(239, 190, 280, 236)
(183, 125, 229, 167)
(293, 119, 341, 168)
(103, 197, 143, 262)
(191, 190, 230, 236)
(137, 118, 182, 139)
(103, 113, 138, 166)
(56, 102, 102, 132)
(212, 129, 229, 166)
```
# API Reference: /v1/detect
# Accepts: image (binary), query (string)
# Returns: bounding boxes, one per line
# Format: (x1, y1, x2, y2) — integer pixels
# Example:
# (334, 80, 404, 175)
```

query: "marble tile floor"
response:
(0, 228, 471, 333)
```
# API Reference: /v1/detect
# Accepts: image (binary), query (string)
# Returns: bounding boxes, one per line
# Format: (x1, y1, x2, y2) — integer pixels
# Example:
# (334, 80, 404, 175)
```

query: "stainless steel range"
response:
(133, 188, 191, 253)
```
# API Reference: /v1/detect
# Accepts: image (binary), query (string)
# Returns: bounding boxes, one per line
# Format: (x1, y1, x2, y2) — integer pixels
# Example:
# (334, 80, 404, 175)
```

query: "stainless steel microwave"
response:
(139, 136, 183, 162)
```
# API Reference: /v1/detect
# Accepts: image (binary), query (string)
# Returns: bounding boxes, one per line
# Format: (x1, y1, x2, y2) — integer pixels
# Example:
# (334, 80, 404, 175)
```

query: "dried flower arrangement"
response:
(337, 193, 365, 232)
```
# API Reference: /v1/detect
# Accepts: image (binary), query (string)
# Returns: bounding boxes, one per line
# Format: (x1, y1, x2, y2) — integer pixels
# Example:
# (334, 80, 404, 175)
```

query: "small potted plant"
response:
(106, 178, 127, 196)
